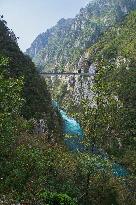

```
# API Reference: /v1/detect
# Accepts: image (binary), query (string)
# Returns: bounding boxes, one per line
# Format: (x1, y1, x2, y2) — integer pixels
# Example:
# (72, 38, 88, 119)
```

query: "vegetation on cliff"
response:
(0, 1, 136, 204)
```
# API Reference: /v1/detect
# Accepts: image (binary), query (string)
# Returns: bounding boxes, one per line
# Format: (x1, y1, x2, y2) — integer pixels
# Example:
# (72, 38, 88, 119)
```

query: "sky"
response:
(1, 0, 90, 51)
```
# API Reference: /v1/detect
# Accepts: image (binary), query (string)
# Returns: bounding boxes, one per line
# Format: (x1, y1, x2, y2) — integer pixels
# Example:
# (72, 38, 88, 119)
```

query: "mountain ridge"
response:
(26, 0, 136, 73)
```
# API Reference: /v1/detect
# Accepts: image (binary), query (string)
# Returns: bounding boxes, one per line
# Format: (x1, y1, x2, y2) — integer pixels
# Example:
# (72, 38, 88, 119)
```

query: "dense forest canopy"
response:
(0, 0, 136, 204)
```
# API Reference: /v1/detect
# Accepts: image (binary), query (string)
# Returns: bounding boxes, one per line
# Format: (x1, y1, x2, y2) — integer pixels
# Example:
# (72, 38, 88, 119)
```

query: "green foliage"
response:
(0, 56, 26, 202)
(86, 11, 136, 157)
(0, 56, 23, 155)
(0, 19, 63, 203)
(1, 5, 136, 205)
(0, 17, 63, 137)
(38, 191, 77, 205)
(33, 9, 136, 205)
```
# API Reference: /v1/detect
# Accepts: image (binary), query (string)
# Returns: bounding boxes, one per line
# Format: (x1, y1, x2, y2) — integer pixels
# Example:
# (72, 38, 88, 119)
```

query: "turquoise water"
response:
(60, 109, 83, 138)
(52, 101, 83, 138)
(53, 101, 128, 177)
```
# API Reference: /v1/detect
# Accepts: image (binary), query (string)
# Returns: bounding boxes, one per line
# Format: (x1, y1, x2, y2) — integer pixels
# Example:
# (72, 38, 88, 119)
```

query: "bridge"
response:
(40, 72, 93, 76)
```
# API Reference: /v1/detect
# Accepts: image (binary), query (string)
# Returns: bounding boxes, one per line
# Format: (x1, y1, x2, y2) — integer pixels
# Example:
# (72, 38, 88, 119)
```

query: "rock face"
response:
(26, 18, 74, 67)
(26, 0, 136, 107)
(26, 0, 136, 73)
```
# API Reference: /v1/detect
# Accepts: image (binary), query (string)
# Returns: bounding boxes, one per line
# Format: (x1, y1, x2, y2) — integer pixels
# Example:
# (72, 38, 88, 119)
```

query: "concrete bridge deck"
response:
(40, 72, 93, 76)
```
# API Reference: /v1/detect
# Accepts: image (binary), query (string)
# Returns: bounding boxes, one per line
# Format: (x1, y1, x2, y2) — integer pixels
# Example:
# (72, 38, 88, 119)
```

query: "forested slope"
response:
(0, 1, 136, 204)
(0, 17, 62, 136)
(81, 10, 136, 167)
